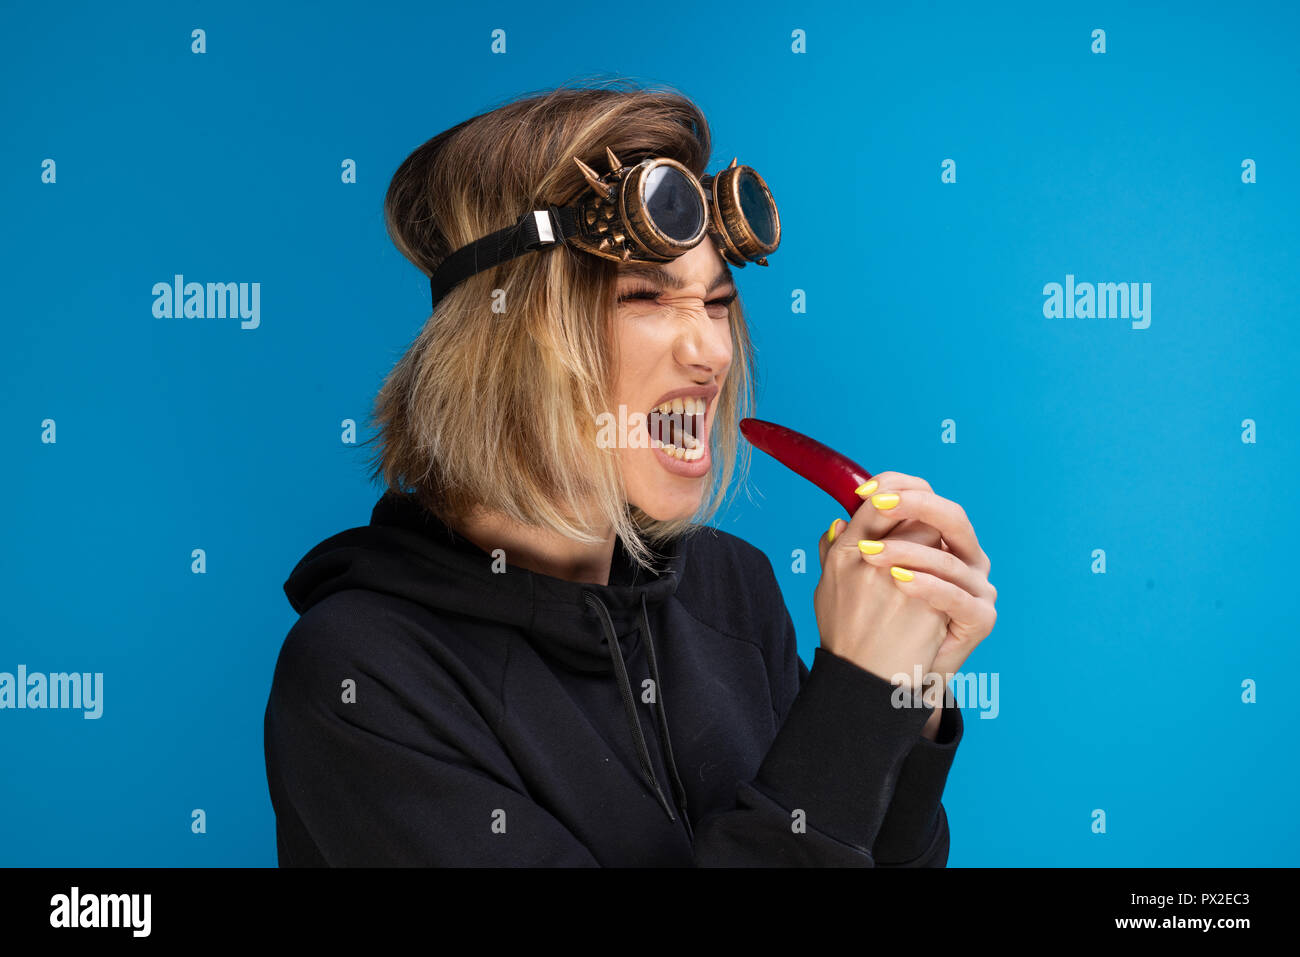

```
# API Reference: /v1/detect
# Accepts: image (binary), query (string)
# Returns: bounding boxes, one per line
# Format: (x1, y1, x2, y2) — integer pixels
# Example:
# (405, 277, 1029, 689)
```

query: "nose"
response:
(674, 300, 732, 377)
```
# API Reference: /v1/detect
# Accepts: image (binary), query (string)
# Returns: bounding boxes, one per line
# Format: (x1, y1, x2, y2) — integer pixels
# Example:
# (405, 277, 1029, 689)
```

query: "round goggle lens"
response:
(644, 165, 704, 242)
(738, 170, 776, 248)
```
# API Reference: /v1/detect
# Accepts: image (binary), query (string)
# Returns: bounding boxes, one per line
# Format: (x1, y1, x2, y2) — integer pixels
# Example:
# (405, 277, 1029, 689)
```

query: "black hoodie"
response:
(263, 489, 964, 866)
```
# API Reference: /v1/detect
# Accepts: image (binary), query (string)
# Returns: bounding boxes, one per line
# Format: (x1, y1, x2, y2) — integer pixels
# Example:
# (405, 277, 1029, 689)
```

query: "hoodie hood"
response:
(282, 489, 694, 832)
(284, 489, 687, 675)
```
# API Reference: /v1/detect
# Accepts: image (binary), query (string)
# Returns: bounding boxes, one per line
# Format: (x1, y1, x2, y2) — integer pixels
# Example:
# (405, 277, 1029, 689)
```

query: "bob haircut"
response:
(359, 78, 758, 573)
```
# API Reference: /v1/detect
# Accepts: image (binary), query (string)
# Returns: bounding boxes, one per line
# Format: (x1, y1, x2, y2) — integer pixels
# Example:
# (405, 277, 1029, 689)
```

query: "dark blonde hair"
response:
(359, 77, 758, 571)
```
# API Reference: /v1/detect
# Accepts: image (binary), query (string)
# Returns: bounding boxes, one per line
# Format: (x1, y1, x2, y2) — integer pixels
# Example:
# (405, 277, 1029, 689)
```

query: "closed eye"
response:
(617, 287, 738, 309)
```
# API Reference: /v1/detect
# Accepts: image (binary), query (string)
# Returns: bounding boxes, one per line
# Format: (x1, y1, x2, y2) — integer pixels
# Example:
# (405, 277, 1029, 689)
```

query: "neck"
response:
(454, 506, 616, 586)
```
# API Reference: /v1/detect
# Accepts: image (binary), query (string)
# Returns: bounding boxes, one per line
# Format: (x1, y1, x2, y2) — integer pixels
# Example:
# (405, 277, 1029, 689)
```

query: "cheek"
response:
(616, 446, 653, 507)
(613, 316, 661, 393)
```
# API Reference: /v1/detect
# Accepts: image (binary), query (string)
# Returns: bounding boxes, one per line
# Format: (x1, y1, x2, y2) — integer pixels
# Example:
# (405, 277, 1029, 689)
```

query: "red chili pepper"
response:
(738, 418, 874, 516)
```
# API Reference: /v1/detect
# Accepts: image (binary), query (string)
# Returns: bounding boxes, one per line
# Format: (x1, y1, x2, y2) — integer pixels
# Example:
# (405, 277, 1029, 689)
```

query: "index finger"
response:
(864, 487, 989, 574)
(838, 471, 937, 547)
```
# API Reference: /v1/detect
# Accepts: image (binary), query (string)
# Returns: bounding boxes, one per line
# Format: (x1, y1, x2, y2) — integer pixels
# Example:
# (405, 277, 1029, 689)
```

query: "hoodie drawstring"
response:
(584, 592, 693, 841)
(639, 592, 692, 841)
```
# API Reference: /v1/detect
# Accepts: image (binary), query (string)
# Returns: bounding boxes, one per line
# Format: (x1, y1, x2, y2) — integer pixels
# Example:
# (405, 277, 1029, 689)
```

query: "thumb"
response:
(818, 517, 845, 570)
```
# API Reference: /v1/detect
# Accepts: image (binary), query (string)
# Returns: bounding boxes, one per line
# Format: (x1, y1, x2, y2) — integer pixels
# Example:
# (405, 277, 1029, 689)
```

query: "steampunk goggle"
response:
(427, 147, 780, 311)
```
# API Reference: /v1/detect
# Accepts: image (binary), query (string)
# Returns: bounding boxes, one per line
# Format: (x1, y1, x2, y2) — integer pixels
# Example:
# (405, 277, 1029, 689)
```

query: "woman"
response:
(263, 81, 997, 867)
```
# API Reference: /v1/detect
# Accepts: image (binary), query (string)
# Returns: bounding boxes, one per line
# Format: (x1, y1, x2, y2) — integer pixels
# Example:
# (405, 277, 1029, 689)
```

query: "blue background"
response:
(3, 0, 1296, 866)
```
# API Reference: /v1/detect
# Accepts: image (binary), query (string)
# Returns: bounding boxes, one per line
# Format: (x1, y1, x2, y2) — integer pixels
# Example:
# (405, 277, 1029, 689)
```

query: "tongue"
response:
(652, 410, 687, 447)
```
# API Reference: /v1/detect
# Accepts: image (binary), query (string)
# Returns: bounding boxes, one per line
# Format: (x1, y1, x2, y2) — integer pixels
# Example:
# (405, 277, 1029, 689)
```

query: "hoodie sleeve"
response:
(689, 557, 963, 867)
(871, 680, 963, 865)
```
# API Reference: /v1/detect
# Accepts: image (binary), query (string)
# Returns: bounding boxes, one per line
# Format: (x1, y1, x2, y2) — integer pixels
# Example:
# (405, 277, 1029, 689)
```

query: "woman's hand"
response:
(849, 472, 997, 683)
(814, 479, 953, 689)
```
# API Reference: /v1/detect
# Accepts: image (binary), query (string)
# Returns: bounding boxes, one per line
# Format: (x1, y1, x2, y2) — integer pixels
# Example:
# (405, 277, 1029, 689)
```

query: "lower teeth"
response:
(656, 441, 703, 461)
(650, 412, 702, 453)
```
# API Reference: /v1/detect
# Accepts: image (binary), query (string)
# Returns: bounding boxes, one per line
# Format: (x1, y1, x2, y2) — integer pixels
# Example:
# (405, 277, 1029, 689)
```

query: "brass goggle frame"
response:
(568, 147, 781, 268)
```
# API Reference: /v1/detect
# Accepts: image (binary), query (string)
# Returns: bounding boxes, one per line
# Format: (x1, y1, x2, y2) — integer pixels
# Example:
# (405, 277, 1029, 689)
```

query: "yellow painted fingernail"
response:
(890, 566, 914, 581)
(854, 480, 878, 498)
(828, 519, 841, 542)
(858, 540, 885, 555)
(871, 492, 901, 510)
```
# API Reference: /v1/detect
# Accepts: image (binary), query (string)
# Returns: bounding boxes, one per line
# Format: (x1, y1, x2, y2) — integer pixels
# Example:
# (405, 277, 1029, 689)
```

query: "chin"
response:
(628, 483, 705, 523)
(635, 499, 698, 523)
(621, 449, 708, 523)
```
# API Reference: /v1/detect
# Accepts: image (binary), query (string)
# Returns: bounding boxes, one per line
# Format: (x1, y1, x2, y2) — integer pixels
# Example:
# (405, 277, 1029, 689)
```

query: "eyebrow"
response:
(617, 261, 735, 293)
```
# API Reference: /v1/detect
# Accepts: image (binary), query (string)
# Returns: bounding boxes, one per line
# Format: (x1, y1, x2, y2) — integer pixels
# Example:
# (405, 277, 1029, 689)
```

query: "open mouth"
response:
(648, 396, 707, 461)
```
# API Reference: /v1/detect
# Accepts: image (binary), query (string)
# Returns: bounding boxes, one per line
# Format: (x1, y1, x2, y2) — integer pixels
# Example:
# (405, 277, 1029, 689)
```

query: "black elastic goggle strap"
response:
(428, 204, 581, 312)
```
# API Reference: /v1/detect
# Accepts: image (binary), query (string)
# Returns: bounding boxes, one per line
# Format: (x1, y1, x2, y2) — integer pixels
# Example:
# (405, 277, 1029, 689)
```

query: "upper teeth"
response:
(656, 396, 706, 415)
(650, 396, 708, 461)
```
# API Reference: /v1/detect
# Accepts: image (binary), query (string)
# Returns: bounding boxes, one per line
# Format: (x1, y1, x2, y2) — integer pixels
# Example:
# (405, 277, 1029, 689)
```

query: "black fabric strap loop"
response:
(427, 205, 580, 312)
